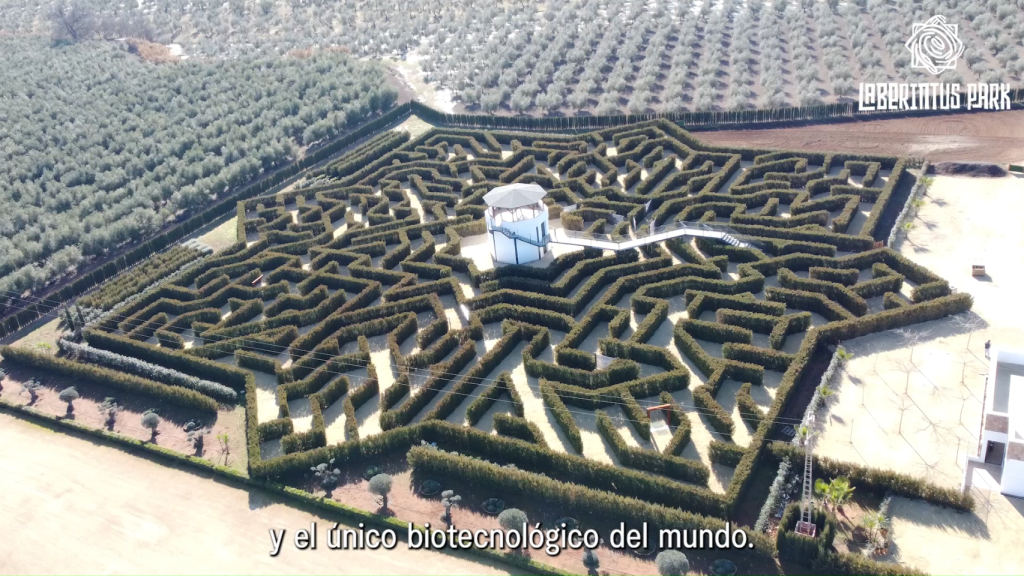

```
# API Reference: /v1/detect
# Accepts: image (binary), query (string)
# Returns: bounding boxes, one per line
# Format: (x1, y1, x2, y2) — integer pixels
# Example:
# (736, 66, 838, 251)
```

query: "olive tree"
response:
(497, 508, 529, 551)
(20, 378, 42, 405)
(368, 473, 393, 511)
(98, 397, 120, 429)
(656, 550, 690, 575)
(58, 386, 80, 414)
(312, 458, 341, 495)
(141, 409, 161, 442)
(582, 548, 600, 574)
(441, 489, 461, 524)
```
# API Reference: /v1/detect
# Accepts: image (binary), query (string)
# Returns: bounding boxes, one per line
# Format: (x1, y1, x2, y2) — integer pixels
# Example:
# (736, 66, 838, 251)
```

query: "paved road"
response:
(0, 412, 511, 575)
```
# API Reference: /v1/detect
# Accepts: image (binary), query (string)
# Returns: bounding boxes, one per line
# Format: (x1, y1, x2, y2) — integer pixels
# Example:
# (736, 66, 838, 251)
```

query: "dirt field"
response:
(697, 111, 1024, 164)
(0, 412, 510, 575)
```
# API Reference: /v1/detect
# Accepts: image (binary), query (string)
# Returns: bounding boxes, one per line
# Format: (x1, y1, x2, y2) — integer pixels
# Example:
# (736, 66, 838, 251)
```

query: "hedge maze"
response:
(11, 119, 973, 560)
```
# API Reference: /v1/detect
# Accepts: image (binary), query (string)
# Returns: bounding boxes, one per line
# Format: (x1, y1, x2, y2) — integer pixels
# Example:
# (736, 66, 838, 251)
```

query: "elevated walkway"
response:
(489, 220, 755, 251)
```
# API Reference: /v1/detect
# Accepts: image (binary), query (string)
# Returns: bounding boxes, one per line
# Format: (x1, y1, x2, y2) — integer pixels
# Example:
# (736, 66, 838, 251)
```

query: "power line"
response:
(0, 290, 810, 427)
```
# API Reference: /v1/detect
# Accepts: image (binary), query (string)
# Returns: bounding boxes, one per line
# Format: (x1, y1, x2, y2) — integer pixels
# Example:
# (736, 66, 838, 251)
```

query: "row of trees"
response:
(4, 0, 1023, 116)
(0, 36, 396, 295)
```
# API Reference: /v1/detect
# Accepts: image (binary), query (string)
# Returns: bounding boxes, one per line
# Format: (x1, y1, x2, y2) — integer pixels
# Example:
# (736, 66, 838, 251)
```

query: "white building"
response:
(483, 183, 550, 265)
(974, 348, 1024, 497)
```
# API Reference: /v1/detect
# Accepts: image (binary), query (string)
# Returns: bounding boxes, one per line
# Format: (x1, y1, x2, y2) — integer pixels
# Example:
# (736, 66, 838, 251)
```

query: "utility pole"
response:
(795, 416, 818, 537)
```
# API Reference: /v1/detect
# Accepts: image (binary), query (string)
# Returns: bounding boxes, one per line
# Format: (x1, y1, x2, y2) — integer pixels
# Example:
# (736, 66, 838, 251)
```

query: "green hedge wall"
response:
(0, 346, 219, 412)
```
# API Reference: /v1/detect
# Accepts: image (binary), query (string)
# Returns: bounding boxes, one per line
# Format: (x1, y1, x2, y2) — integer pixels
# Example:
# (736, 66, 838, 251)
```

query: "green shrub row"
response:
(465, 371, 524, 426)
(423, 325, 524, 422)
(595, 410, 710, 486)
(691, 385, 734, 437)
(808, 266, 859, 285)
(768, 442, 974, 511)
(406, 446, 771, 555)
(0, 346, 219, 412)
(492, 413, 547, 447)
(778, 268, 868, 316)
(776, 503, 836, 563)
(708, 440, 746, 467)
(883, 292, 908, 309)
(257, 418, 294, 442)
(679, 318, 753, 344)
(380, 374, 410, 412)
(379, 341, 476, 430)
(659, 392, 692, 455)
(539, 379, 583, 454)
(723, 342, 794, 372)
(736, 382, 766, 428)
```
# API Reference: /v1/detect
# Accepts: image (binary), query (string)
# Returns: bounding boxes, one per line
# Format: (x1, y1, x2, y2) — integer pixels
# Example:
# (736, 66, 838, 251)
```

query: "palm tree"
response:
(862, 510, 887, 543)
(814, 476, 855, 514)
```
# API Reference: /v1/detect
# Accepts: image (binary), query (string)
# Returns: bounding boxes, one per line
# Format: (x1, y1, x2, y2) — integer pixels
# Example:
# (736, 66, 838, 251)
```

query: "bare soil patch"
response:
(297, 454, 780, 576)
(0, 359, 246, 472)
(126, 38, 179, 64)
(696, 111, 1024, 163)
(0, 412, 511, 575)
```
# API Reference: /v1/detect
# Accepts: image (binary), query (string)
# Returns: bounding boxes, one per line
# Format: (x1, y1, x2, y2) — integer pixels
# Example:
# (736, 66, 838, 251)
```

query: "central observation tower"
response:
(484, 183, 550, 265)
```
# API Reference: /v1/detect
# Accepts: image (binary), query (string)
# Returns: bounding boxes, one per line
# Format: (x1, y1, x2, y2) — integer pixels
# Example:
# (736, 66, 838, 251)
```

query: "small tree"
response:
(217, 432, 231, 465)
(58, 386, 79, 414)
(64, 307, 76, 331)
(656, 550, 690, 575)
(312, 458, 341, 495)
(863, 510, 887, 544)
(50, 0, 96, 43)
(582, 548, 600, 574)
(368, 473, 393, 511)
(20, 378, 42, 405)
(98, 397, 120, 429)
(141, 410, 161, 442)
(441, 489, 461, 525)
(184, 419, 206, 454)
(498, 508, 528, 551)
(814, 476, 855, 514)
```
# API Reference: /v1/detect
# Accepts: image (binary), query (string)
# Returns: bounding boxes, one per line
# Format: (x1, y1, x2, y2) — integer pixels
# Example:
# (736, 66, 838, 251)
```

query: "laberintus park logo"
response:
(858, 15, 1011, 112)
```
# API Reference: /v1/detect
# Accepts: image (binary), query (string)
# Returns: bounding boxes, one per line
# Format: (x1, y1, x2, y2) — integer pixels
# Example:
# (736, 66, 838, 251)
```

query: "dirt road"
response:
(0, 412, 511, 575)
(696, 110, 1024, 163)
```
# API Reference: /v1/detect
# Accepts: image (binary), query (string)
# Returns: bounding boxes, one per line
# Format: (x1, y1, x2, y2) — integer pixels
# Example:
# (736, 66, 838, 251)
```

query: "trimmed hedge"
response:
(407, 446, 771, 556)
(659, 392, 692, 455)
(493, 413, 547, 447)
(708, 440, 746, 467)
(595, 410, 710, 486)
(0, 345, 219, 412)
(736, 382, 766, 428)
(540, 379, 583, 454)
(465, 371, 524, 426)
(769, 442, 974, 511)
(777, 502, 836, 563)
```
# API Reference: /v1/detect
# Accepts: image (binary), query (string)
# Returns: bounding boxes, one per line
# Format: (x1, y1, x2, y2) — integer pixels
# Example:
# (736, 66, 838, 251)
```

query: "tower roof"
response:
(483, 183, 547, 209)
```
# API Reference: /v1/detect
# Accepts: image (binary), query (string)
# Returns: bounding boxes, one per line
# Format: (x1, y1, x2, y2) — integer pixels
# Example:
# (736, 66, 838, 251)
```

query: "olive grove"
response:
(0, 37, 396, 295)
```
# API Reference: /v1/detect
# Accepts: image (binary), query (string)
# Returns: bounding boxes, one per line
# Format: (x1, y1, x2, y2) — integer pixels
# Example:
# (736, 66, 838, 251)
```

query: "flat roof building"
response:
(976, 348, 1024, 497)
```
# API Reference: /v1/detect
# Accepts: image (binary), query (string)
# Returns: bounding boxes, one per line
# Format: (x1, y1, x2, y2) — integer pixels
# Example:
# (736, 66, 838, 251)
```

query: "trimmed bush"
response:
(0, 346, 218, 412)
(493, 413, 547, 447)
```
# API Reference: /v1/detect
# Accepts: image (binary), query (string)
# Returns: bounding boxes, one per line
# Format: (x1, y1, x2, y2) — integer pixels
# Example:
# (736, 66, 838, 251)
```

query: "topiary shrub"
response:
(141, 409, 161, 442)
(368, 473, 393, 511)
(583, 548, 600, 574)
(58, 386, 80, 414)
(656, 549, 690, 575)
(498, 508, 529, 549)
